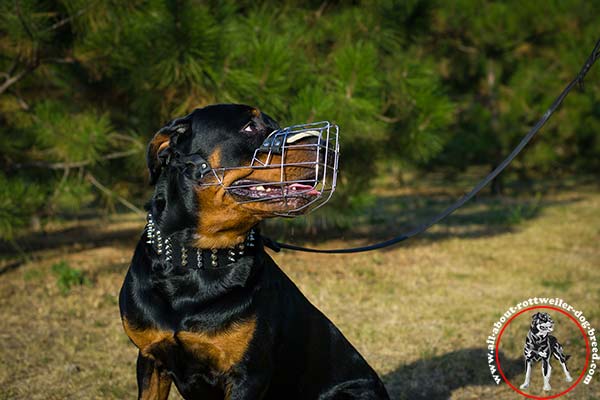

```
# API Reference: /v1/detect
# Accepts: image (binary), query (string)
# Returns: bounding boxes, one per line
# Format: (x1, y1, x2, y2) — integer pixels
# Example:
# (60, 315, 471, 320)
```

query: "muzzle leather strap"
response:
(258, 129, 321, 155)
(166, 150, 213, 181)
(263, 37, 600, 254)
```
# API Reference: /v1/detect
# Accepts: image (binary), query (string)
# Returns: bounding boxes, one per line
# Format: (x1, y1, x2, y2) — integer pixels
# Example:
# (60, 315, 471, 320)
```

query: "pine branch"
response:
(16, 95, 29, 110)
(0, 68, 30, 95)
(42, 4, 95, 33)
(40, 57, 76, 64)
(14, 0, 35, 41)
(85, 173, 145, 216)
(8, 58, 19, 75)
(315, 1, 329, 19)
(0, 2, 94, 95)
(107, 133, 144, 148)
(14, 149, 141, 170)
(375, 114, 401, 123)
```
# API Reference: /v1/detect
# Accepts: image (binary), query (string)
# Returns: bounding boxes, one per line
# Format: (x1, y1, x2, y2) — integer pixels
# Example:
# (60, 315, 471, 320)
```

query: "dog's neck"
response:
(528, 328, 549, 342)
(145, 213, 259, 269)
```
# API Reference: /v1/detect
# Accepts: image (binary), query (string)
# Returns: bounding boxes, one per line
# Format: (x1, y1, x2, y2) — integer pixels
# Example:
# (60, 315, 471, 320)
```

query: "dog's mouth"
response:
(226, 179, 320, 204)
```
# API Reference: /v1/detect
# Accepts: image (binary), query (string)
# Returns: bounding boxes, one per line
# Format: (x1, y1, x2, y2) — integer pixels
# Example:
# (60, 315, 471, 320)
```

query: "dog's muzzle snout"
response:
(210, 121, 340, 216)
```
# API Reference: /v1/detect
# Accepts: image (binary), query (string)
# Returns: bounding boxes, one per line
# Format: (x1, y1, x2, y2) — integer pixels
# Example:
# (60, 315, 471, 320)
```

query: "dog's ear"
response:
(146, 118, 190, 185)
(147, 130, 170, 185)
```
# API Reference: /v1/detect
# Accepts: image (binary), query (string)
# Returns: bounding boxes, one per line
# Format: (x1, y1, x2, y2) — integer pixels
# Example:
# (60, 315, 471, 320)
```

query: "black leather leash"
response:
(263, 38, 600, 254)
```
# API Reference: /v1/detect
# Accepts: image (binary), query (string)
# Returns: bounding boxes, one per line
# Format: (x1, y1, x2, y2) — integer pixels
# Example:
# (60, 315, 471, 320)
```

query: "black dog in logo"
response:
(520, 312, 573, 391)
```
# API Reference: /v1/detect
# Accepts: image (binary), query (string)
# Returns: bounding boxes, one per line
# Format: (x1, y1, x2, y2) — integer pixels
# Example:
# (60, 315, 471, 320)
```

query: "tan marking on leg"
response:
(122, 319, 175, 358)
(140, 367, 172, 400)
(224, 382, 233, 400)
(177, 317, 256, 373)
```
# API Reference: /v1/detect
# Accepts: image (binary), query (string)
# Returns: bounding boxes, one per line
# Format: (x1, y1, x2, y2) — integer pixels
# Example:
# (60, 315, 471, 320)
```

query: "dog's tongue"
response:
(289, 183, 319, 195)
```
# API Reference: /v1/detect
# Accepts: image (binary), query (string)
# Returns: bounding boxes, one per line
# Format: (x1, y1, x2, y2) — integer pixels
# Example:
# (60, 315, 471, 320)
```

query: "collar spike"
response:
(144, 214, 256, 268)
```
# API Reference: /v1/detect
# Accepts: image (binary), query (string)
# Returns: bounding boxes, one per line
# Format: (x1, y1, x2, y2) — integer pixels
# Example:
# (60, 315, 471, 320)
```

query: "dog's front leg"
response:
(136, 352, 172, 400)
(520, 360, 532, 389)
(552, 343, 573, 382)
(225, 371, 271, 400)
(559, 360, 573, 382)
(542, 359, 552, 391)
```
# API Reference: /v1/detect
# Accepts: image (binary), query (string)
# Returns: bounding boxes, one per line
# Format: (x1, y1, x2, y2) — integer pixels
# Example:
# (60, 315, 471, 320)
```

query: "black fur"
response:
(120, 104, 389, 399)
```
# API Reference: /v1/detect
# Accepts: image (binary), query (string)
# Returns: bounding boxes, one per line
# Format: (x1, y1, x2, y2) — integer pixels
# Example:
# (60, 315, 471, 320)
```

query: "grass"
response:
(51, 261, 91, 295)
(0, 177, 599, 399)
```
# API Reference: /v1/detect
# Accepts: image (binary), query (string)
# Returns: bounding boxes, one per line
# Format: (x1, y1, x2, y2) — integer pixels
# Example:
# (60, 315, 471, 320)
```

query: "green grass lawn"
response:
(1, 179, 599, 399)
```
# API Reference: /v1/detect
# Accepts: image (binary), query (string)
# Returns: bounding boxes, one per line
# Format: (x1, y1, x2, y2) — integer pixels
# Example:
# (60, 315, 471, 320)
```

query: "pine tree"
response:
(427, 0, 600, 191)
(4, 0, 596, 239)
(1, 0, 456, 238)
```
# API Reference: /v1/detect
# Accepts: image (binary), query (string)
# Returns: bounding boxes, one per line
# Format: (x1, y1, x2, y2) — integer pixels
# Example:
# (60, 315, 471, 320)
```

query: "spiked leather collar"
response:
(145, 213, 258, 269)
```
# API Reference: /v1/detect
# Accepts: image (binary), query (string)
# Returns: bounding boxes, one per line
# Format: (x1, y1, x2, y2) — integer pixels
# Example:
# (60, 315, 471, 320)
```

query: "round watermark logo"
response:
(486, 298, 598, 399)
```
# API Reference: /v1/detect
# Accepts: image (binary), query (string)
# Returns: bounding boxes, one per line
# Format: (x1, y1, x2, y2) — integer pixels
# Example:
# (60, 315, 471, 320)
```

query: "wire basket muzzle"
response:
(211, 121, 339, 216)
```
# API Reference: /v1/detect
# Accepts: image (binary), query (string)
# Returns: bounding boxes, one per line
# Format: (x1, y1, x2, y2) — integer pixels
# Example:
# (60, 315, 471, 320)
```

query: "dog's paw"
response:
(543, 384, 552, 391)
(565, 375, 573, 382)
(519, 383, 529, 390)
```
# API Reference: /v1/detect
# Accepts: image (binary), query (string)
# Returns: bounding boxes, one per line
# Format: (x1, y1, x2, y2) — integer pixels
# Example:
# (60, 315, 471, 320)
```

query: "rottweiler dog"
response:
(119, 104, 389, 399)
(519, 312, 573, 391)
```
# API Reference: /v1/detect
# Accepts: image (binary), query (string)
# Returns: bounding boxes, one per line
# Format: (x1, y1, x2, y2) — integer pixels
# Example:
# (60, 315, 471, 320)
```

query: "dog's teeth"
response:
(254, 185, 265, 191)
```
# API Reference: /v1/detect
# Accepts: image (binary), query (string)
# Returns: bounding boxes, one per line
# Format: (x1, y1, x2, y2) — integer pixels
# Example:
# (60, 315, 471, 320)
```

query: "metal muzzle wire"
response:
(201, 121, 340, 216)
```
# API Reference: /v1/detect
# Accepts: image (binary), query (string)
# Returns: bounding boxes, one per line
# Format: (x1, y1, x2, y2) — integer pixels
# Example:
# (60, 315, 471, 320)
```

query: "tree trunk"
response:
(490, 168, 504, 195)
(487, 60, 503, 196)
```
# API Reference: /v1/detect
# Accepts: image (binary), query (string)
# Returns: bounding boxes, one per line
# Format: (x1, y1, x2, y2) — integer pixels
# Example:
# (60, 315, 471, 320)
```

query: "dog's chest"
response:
(123, 318, 256, 373)
(526, 332, 551, 360)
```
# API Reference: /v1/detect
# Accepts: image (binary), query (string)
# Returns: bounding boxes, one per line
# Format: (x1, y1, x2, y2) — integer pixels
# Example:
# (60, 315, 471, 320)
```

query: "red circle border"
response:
(494, 305, 591, 399)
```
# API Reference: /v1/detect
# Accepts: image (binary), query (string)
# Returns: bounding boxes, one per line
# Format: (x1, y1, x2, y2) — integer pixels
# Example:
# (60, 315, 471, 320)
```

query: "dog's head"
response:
(146, 104, 333, 248)
(531, 312, 554, 336)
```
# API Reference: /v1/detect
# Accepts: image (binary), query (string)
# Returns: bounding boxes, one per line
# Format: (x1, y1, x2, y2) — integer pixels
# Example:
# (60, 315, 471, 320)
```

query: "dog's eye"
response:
(242, 121, 256, 133)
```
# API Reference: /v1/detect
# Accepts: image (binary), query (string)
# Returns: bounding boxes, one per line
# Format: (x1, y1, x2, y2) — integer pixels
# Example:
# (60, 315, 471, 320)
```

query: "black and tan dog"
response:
(119, 104, 389, 399)
(519, 312, 573, 391)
